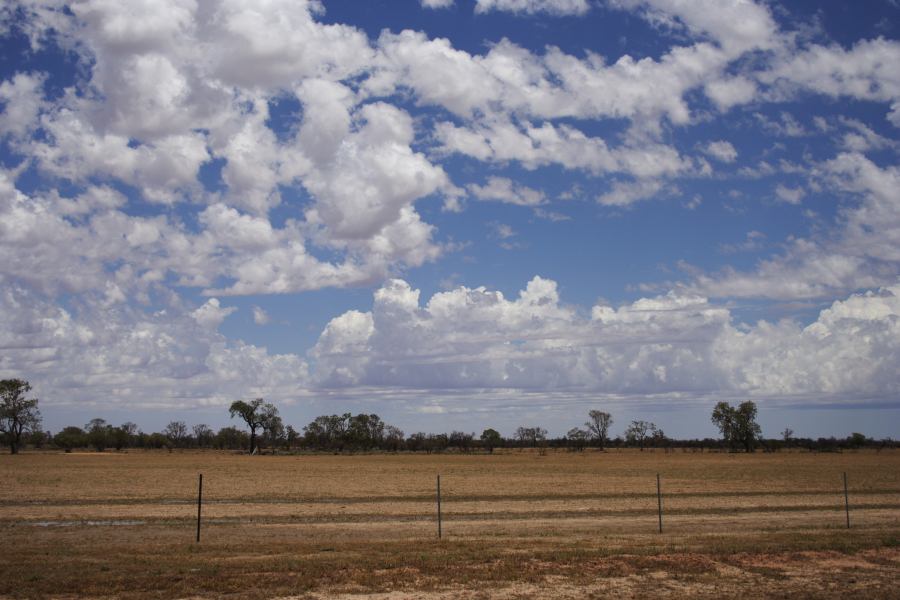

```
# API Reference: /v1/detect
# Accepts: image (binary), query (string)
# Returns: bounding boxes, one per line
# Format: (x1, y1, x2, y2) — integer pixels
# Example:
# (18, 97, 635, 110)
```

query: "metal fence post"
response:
(657, 473, 663, 534)
(843, 472, 850, 529)
(437, 474, 442, 539)
(196, 473, 203, 543)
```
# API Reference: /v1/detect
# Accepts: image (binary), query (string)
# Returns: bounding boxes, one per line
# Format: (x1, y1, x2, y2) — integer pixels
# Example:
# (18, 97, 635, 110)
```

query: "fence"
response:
(188, 470, 881, 543)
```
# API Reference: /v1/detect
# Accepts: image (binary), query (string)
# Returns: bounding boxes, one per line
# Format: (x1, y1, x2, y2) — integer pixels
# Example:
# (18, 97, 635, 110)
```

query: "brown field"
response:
(1, 449, 899, 599)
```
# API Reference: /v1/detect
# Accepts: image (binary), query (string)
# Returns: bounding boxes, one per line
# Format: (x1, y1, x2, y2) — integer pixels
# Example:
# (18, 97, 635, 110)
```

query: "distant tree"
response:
(383, 425, 404, 452)
(624, 420, 658, 451)
(480, 428, 502, 454)
(259, 407, 283, 453)
(425, 433, 449, 453)
(515, 426, 547, 448)
(566, 427, 588, 451)
(85, 418, 111, 452)
(284, 425, 300, 449)
(54, 426, 86, 452)
(120, 422, 139, 448)
(347, 413, 383, 450)
(406, 432, 427, 452)
(652, 426, 667, 448)
(146, 432, 170, 449)
(449, 431, 474, 453)
(711, 401, 762, 452)
(781, 427, 794, 447)
(193, 424, 214, 448)
(229, 398, 276, 454)
(585, 410, 612, 450)
(848, 432, 868, 449)
(28, 429, 50, 449)
(109, 425, 131, 451)
(0, 379, 42, 454)
(164, 421, 189, 447)
(215, 426, 249, 450)
(303, 413, 351, 451)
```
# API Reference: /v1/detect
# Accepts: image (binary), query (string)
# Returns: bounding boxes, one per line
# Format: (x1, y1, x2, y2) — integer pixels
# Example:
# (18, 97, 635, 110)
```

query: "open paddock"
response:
(1, 449, 898, 598)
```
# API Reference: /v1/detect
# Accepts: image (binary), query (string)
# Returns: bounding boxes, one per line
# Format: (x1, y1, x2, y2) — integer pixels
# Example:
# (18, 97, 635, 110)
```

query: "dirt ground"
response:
(1, 449, 898, 598)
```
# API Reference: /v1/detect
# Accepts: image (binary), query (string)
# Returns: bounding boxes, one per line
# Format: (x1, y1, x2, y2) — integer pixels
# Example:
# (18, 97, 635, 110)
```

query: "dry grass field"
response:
(1, 449, 899, 599)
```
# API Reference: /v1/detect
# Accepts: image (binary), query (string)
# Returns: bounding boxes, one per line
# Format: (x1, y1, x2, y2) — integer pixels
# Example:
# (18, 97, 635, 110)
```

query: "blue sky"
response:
(1, 0, 899, 440)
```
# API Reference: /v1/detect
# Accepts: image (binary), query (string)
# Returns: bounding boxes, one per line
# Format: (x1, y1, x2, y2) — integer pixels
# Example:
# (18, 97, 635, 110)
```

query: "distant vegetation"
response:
(1, 379, 896, 454)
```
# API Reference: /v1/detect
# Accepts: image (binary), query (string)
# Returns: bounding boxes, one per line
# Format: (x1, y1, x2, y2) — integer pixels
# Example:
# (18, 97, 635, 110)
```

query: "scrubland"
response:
(1, 449, 898, 598)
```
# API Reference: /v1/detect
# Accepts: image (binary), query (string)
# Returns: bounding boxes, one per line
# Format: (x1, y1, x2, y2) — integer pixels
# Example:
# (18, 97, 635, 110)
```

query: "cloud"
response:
(704, 140, 738, 163)
(374, 30, 734, 126)
(2, 0, 900, 420)
(436, 117, 690, 178)
(687, 153, 900, 300)
(610, 0, 779, 55)
(421, 0, 455, 8)
(5, 271, 899, 411)
(0, 282, 309, 410)
(252, 306, 270, 325)
(597, 179, 669, 206)
(760, 38, 900, 120)
(720, 230, 766, 254)
(467, 177, 545, 206)
(0, 72, 45, 138)
(704, 75, 758, 111)
(474, 0, 590, 16)
(192, 298, 237, 329)
(774, 184, 804, 204)
(311, 277, 900, 401)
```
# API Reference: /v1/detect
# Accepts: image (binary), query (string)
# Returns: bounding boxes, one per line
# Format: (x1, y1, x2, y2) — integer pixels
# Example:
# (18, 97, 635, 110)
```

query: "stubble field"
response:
(1, 449, 899, 599)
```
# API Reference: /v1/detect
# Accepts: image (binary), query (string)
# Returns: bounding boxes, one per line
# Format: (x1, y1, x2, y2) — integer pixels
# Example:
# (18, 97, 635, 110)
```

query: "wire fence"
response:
(177, 470, 899, 543)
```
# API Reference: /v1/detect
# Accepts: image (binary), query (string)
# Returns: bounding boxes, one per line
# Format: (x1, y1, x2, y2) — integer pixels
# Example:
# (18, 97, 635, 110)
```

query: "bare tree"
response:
(566, 427, 588, 451)
(193, 424, 214, 448)
(585, 410, 612, 449)
(384, 425, 405, 452)
(0, 379, 41, 454)
(449, 431, 474, 453)
(164, 421, 188, 447)
(515, 426, 547, 448)
(781, 427, 794, 449)
(624, 420, 658, 451)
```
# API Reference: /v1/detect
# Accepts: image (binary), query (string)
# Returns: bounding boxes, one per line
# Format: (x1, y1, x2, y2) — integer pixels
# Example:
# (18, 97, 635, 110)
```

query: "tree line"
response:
(1, 379, 895, 454)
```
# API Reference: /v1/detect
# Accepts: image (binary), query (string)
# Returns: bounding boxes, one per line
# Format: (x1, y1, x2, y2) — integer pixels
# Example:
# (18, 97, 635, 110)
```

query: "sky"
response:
(1, 0, 899, 440)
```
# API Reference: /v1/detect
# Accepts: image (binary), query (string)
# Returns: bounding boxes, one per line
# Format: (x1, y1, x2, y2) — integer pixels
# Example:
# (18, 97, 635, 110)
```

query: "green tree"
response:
(480, 428, 502, 454)
(214, 426, 249, 450)
(848, 432, 868, 449)
(347, 413, 383, 450)
(229, 398, 276, 454)
(54, 426, 86, 452)
(109, 425, 131, 451)
(0, 379, 41, 454)
(85, 418, 111, 452)
(711, 401, 762, 452)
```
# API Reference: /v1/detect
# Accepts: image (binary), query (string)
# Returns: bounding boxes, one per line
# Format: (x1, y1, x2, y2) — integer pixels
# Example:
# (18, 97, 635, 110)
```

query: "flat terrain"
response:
(1, 449, 898, 598)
